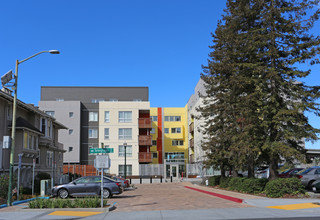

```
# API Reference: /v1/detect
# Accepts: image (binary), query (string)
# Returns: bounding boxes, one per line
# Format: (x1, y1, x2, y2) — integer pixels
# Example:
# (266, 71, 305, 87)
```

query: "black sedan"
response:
(52, 176, 123, 199)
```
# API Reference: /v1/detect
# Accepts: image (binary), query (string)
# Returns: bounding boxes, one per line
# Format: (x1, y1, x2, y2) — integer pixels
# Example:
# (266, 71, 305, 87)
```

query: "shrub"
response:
(264, 178, 305, 198)
(28, 197, 108, 208)
(208, 176, 221, 186)
(0, 174, 17, 199)
(219, 177, 231, 188)
(240, 178, 267, 194)
(228, 177, 246, 191)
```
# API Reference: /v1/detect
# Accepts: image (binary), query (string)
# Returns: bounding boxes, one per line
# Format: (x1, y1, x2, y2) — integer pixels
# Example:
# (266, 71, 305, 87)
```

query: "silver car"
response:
(52, 176, 123, 199)
(296, 167, 320, 189)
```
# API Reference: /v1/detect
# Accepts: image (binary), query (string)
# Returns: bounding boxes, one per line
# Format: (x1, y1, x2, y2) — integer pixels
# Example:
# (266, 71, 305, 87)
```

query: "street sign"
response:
(90, 148, 114, 154)
(95, 155, 110, 169)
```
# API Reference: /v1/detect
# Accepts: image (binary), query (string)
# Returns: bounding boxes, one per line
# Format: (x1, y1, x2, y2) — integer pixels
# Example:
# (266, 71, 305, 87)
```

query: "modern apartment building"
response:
(150, 107, 189, 178)
(0, 88, 67, 187)
(98, 101, 151, 176)
(39, 87, 149, 166)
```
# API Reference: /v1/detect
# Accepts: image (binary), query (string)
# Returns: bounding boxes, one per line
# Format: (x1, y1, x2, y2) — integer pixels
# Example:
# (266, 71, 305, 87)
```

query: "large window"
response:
(171, 127, 181, 133)
(164, 116, 181, 121)
(164, 128, 169, 134)
(89, 129, 98, 138)
(104, 111, 110, 123)
(119, 111, 132, 123)
(46, 151, 53, 167)
(104, 128, 109, 140)
(152, 140, 157, 146)
(69, 112, 74, 118)
(89, 112, 98, 121)
(172, 140, 184, 146)
(91, 98, 105, 103)
(150, 116, 157, 122)
(165, 152, 185, 160)
(150, 128, 155, 134)
(118, 145, 132, 157)
(119, 128, 132, 140)
(45, 111, 55, 117)
(119, 165, 132, 176)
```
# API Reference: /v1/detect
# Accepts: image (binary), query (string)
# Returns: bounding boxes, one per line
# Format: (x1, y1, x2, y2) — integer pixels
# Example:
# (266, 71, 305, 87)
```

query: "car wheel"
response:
(308, 180, 316, 190)
(58, 188, 69, 199)
(102, 189, 111, 198)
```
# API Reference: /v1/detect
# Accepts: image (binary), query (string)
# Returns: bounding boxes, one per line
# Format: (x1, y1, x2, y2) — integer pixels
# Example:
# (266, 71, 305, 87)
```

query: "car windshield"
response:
(297, 168, 313, 175)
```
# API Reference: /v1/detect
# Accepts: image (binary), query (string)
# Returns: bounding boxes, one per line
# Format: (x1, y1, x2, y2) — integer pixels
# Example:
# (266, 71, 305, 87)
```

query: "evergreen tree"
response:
(200, 0, 320, 179)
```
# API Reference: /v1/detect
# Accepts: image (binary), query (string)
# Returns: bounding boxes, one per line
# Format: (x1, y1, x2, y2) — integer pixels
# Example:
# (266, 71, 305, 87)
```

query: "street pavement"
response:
(1, 180, 320, 219)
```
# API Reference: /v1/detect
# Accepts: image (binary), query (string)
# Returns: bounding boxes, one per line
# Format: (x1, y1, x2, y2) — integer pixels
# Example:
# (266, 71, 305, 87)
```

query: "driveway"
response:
(108, 182, 251, 212)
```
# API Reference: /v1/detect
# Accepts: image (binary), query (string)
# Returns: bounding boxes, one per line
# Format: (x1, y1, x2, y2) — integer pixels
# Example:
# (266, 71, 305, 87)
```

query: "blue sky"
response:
(0, 0, 319, 149)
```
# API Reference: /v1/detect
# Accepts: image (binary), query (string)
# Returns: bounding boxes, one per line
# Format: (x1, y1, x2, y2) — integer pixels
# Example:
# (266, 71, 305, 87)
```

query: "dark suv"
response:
(52, 176, 123, 199)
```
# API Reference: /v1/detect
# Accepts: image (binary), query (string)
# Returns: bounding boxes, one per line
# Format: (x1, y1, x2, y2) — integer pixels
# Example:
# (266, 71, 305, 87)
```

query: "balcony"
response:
(139, 152, 152, 163)
(189, 138, 194, 149)
(138, 118, 152, 129)
(189, 122, 194, 134)
(139, 135, 152, 146)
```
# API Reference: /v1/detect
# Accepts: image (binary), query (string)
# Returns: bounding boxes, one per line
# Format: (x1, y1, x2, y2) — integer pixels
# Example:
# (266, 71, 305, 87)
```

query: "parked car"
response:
(52, 176, 123, 199)
(295, 166, 320, 189)
(111, 176, 130, 189)
(278, 168, 303, 178)
(255, 167, 269, 179)
(311, 180, 320, 193)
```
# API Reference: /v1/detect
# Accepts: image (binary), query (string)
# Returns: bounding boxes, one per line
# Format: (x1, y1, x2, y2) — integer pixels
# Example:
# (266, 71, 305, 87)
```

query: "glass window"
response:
(150, 128, 155, 134)
(69, 129, 73, 135)
(109, 98, 118, 102)
(91, 98, 105, 103)
(119, 111, 132, 123)
(152, 140, 157, 146)
(171, 128, 181, 133)
(104, 111, 110, 123)
(164, 128, 169, 134)
(68, 147, 73, 152)
(152, 153, 158, 159)
(104, 128, 109, 140)
(89, 129, 98, 138)
(133, 99, 142, 102)
(46, 151, 53, 167)
(172, 140, 184, 146)
(164, 116, 181, 121)
(119, 128, 132, 140)
(164, 116, 169, 121)
(69, 112, 74, 118)
(24, 133, 28, 149)
(151, 116, 158, 122)
(45, 111, 55, 117)
(56, 98, 64, 101)
(119, 165, 132, 176)
(89, 112, 98, 121)
(118, 145, 132, 157)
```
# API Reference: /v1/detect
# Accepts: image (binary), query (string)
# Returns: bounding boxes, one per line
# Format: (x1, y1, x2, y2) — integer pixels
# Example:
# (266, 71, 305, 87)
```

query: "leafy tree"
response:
(200, 0, 320, 179)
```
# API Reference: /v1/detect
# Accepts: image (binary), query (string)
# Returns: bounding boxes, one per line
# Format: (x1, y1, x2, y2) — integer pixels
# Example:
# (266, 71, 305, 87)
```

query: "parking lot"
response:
(108, 182, 252, 212)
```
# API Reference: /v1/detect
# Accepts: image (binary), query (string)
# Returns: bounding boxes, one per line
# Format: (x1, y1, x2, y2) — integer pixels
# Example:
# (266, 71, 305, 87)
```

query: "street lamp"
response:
(6, 50, 60, 206)
(123, 142, 127, 179)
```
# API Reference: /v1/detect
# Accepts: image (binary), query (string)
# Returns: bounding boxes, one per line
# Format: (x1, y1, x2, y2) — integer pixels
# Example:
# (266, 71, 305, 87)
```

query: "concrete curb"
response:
(184, 186, 243, 203)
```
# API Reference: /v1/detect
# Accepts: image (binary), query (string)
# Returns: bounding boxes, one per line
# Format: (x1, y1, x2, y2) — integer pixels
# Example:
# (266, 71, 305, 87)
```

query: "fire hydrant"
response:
(205, 179, 209, 186)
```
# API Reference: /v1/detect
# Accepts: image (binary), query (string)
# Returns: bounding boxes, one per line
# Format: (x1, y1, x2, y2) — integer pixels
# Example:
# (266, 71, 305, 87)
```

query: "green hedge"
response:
(228, 177, 246, 191)
(208, 176, 221, 186)
(219, 177, 231, 188)
(241, 178, 267, 194)
(264, 178, 305, 198)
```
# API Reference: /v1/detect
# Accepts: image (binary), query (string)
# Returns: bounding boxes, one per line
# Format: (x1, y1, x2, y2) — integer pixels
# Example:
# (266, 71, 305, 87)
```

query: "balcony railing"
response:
(139, 135, 152, 146)
(139, 152, 152, 163)
(189, 138, 194, 148)
(189, 122, 194, 134)
(138, 118, 152, 129)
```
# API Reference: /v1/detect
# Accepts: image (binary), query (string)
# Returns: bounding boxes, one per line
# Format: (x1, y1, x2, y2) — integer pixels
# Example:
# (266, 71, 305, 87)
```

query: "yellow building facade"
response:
(150, 106, 189, 178)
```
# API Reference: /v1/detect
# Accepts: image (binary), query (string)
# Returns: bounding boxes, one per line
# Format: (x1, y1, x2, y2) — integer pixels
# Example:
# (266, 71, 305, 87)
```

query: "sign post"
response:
(94, 155, 110, 208)
(89, 148, 114, 154)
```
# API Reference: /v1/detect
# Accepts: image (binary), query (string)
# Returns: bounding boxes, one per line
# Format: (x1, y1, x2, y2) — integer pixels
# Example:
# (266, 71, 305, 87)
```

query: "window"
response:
(164, 128, 169, 134)
(104, 111, 110, 122)
(45, 111, 55, 117)
(164, 116, 181, 121)
(119, 165, 132, 176)
(68, 147, 73, 152)
(89, 129, 98, 138)
(104, 128, 109, 140)
(172, 140, 184, 146)
(118, 145, 132, 157)
(41, 118, 47, 135)
(91, 98, 105, 103)
(152, 152, 158, 159)
(133, 99, 142, 102)
(109, 98, 118, 102)
(59, 152, 62, 161)
(69, 112, 74, 118)
(171, 127, 181, 133)
(150, 128, 155, 134)
(165, 152, 185, 160)
(33, 136, 38, 150)
(56, 98, 64, 101)
(150, 116, 157, 122)
(46, 151, 53, 167)
(69, 129, 73, 135)
(152, 140, 157, 146)
(119, 128, 132, 140)
(28, 135, 32, 149)
(89, 112, 98, 121)
(119, 111, 132, 123)
(7, 105, 12, 120)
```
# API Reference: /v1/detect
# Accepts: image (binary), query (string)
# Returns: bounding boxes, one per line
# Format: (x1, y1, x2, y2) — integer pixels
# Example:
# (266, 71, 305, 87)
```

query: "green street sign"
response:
(90, 148, 114, 154)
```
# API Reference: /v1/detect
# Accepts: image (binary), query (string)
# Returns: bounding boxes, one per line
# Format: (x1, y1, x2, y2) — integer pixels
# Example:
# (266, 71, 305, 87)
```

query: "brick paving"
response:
(108, 182, 253, 212)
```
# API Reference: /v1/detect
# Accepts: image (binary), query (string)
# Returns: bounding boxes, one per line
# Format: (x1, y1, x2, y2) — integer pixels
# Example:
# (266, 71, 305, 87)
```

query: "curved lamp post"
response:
(7, 50, 60, 206)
